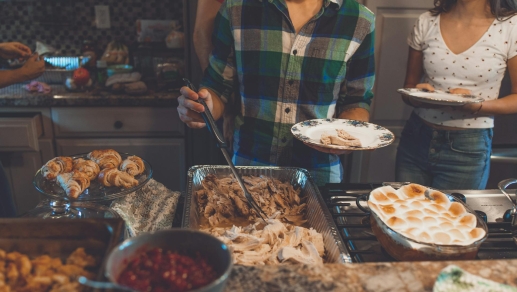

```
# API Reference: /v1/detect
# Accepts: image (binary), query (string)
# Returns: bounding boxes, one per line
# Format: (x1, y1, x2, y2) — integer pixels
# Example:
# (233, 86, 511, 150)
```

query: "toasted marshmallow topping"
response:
(368, 184, 486, 246)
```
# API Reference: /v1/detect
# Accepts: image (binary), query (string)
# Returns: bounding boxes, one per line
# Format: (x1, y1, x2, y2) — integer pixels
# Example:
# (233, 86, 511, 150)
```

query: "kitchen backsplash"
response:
(0, 0, 183, 55)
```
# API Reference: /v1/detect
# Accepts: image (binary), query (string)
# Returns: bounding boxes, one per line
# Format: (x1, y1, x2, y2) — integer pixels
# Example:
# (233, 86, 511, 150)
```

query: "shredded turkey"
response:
(321, 129, 361, 147)
(204, 216, 324, 265)
(197, 174, 327, 265)
(196, 174, 306, 227)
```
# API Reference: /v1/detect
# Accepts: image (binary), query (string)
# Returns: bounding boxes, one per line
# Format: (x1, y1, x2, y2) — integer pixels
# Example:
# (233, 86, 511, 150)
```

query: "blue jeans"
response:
(396, 112, 492, 190)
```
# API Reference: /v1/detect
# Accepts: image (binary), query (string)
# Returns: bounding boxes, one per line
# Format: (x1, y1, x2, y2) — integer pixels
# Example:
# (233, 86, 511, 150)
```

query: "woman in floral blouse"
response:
(397, 0, 517, 189)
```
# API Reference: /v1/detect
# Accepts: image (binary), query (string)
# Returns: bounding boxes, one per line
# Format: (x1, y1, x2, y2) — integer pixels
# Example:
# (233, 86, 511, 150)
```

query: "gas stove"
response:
(320, 183, 517, 263)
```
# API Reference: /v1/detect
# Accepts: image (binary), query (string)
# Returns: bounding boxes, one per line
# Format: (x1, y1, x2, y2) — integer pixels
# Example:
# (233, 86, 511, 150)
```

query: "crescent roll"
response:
(57, 171, 90, 199)
(98, 168, 138, 189)
(119, 156, 145, 176)
(87, 149, 122, 169)
(41, 157, 73, 180)
(73, 158, 101, 180)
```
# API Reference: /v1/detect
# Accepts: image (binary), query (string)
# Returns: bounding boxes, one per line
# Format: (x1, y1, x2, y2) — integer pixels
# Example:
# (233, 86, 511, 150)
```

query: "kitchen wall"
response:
(0, 0, 183, 55)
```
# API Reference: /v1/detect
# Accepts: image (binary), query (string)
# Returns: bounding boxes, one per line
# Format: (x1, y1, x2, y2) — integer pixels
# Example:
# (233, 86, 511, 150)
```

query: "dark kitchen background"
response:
(0, 0, 183, 55)
(0, 0, 225, 169)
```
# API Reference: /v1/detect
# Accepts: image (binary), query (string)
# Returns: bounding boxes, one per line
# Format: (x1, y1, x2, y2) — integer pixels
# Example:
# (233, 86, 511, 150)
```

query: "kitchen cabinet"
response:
(350, 0, 432, 183)
(0, 106, 185, 216)
(0, 108, 54, 216)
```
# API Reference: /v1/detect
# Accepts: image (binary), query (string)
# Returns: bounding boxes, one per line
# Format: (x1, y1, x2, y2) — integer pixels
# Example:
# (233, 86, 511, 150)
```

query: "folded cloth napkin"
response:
(25, 81, 51, 93)
(110, 179, 180, 237)
(434, 265, 517, 292)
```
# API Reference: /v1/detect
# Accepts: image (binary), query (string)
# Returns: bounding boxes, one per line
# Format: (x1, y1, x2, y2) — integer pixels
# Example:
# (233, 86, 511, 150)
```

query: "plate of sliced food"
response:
(397, 88, 484, 106)
(33, 149, 153, 201)
(291, 119, 395, 150)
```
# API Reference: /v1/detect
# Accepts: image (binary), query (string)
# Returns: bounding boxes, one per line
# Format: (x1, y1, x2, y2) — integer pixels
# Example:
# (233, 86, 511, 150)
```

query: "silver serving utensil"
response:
(78, 276, 137, 292)
(183, 79, 268, 223)
(498, 179, 517, 245)
(498, 179, 517, 209)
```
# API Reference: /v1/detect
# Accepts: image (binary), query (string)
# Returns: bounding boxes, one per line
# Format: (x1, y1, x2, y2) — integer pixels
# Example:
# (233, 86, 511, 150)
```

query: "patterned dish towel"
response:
(434, 265, 517, 292)
(111, 179, 180, 237)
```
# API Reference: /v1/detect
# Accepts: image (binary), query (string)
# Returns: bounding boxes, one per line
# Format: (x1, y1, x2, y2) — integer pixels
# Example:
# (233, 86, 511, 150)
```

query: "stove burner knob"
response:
(474, 210, 487, 223)
(450, 192, 466, 203)
(503, 209, 514, 222)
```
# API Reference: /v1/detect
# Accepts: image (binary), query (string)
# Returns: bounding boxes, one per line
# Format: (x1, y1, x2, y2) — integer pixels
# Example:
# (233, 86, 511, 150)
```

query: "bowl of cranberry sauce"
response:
(105, 229, 233, 292)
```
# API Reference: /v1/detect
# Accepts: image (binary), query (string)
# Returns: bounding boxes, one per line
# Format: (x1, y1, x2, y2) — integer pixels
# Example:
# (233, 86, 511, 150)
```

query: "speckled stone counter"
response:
(0, 84, 180, 107)
(224, 260, 517, 292)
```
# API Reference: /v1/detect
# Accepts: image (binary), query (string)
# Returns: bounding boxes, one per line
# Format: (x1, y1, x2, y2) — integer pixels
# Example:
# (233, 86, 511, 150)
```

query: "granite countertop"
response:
(225, 260, 517, 292)
(0, 84, 180, 107)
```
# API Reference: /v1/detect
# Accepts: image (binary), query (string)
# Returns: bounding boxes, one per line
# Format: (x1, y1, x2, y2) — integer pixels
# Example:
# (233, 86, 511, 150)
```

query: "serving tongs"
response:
(183, 79, 268, 223)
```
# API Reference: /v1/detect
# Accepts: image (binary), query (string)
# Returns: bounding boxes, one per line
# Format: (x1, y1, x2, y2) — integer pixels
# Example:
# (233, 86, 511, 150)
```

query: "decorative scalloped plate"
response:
(291, 119, 395, 150)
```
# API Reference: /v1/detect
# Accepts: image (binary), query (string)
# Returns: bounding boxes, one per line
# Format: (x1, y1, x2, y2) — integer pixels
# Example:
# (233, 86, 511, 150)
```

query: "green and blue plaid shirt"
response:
(201, 0, 375, 185)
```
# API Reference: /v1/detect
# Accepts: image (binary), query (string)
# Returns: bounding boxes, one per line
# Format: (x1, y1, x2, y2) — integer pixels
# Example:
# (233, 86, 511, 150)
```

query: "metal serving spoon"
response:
(78, 276, 137, 292)
(183, 79, 268, 223)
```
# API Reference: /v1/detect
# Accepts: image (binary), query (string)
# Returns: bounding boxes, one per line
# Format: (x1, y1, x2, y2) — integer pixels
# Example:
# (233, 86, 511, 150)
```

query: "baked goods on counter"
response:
(38, 149, 145, 199)
(98, 168, 138, 189)
(119, 156, 145, 176)
(0, 247, 96, 292)
(72, 158, 100, 181)
(369, 183, 486, 245)
(368, 183, 487, 261)
(87, 149, 122, 169)
(321, 129, 361, 147)
(57, 171, 90, 199)
(41, 157, 73, 180)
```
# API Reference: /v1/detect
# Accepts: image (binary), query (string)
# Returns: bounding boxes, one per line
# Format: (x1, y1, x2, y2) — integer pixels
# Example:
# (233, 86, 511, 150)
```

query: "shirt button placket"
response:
(429, 131, 439, 161)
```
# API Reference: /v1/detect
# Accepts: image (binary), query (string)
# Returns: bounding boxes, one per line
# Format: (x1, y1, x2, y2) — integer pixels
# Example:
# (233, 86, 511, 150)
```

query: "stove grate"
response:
(320, 183, 517, 262)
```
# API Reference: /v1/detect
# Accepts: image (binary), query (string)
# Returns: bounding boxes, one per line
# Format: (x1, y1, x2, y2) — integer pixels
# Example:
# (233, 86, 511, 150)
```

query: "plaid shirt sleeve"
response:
(336, 22, 375, 115)
(200, 1, 236, 104)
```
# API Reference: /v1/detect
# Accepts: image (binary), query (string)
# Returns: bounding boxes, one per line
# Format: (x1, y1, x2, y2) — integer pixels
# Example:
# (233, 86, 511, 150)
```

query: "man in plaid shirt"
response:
(178, 0, 375, 186)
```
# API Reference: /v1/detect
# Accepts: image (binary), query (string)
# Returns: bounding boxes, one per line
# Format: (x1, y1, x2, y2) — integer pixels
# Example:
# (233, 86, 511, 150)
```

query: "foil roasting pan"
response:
(182, 165, 351, 264)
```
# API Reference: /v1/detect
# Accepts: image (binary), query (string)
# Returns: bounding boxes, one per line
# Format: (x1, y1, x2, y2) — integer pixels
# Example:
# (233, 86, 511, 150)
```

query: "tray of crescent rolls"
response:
(34, 149, 153, 201)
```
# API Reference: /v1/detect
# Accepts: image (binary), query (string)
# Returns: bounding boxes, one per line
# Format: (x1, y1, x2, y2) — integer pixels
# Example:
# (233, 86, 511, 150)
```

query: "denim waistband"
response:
(409, 112, 493, 135)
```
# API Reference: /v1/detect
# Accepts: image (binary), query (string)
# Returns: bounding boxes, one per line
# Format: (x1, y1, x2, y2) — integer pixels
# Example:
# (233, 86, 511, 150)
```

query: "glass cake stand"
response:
(27, 153, 153, 219)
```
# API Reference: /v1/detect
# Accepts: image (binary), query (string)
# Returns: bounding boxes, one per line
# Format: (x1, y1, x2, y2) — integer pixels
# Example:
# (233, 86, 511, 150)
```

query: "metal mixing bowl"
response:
(105, 229, 233, 292)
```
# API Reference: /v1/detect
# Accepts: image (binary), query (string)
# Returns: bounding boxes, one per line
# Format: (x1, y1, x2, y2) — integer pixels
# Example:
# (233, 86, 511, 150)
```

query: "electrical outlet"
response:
(95, 5, 111, 29)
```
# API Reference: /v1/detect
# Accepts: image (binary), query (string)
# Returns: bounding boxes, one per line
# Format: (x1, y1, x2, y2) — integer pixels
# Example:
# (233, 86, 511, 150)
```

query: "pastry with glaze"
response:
(72, 158, 100, 180)
(87, 149, 122, 169)
(41, 157, 73, 180)
(98, 168, 138, 189)
(119, 155, 145, 176)
(57, 171, 90, 199)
